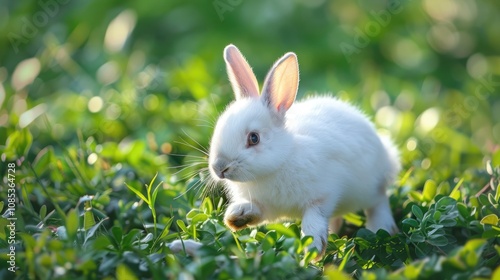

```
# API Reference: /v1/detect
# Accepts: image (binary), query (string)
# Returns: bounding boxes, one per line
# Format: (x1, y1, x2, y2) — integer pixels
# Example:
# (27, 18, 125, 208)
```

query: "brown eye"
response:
(247, 132, 260, 146)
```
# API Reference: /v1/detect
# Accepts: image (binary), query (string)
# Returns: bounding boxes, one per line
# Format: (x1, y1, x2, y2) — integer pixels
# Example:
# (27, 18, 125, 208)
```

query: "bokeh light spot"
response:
(88, 96, 104, 113)
(12, 57, 41, 91)
(406, 138, 417, 151)
(87, 153, 98, 165)
(466, 53, 488, 79)
(97, 61, 120, 85)
(421, 158, 432, 169)
(105, 10, 137, 53)
(376, 106, 399, 128)
(417, 108, 440, 133)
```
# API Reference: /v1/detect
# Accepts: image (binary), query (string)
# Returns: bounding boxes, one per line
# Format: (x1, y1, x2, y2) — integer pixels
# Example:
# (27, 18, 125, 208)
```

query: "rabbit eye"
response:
(247, 132, 260, 146)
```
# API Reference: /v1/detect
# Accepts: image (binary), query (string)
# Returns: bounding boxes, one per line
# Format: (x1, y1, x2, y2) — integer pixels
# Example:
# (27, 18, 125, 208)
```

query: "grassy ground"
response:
(3, 136, 500, 279)
(1, 0, 500, 279)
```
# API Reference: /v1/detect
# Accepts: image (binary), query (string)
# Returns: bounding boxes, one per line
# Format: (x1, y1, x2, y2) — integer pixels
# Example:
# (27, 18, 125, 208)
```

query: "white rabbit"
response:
(207, 44, 401, 258)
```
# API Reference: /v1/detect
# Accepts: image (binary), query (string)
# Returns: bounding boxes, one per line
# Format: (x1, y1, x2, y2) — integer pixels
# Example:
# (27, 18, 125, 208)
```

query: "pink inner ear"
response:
(261, 53, 299, 113)
(224, 45, 259, 99)
(275, 65, 298, 112)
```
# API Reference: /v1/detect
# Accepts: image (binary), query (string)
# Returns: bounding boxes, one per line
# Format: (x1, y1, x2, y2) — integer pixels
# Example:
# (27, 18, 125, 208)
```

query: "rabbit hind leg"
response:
(365, 197, 398, 235)
(328, 216, 343, 234)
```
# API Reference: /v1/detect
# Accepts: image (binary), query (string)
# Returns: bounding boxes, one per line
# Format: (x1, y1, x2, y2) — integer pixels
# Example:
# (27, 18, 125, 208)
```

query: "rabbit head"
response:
(209, 45, 299, 183)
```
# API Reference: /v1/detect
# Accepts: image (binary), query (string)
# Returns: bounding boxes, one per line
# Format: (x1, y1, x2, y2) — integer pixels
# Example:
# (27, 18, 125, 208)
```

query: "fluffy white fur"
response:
(206, 45, 401, 259)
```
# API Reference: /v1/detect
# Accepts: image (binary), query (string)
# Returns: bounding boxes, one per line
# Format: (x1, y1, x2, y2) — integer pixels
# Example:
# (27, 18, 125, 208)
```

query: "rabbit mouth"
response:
(210, 159, 254, 182)
(210, 158, 237, 180)
(215, 166, 230, 179)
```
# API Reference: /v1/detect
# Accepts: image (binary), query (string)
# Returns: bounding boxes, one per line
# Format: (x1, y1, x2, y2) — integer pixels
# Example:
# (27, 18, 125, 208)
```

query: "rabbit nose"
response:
(220, 167, 229, 179)
(212, 159, 230, 179)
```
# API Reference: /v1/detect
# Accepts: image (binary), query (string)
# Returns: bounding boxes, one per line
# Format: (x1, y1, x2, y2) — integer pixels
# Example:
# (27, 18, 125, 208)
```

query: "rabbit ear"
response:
(261, 52, 299, 114)
(224, 44, 259, 99)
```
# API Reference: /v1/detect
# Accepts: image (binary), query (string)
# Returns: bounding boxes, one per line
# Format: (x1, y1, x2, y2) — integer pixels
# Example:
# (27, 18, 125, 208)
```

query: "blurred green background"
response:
(1, 1, 500, 278)
(1, 0, 499, 178)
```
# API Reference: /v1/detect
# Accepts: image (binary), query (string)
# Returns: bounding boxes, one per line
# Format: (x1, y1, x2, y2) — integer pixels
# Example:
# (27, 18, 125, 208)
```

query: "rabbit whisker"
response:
(175, 138, 209, 156)
(181, 129, 210, 154)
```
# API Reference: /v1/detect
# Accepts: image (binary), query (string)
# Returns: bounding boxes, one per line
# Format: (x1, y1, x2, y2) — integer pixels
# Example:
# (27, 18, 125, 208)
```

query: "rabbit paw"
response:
(224, 202, 262, 231)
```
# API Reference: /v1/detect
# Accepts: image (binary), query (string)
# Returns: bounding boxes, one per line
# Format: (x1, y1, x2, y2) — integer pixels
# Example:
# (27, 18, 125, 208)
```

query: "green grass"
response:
(1, 0, 500, 279)
(1, 130, 500, 279)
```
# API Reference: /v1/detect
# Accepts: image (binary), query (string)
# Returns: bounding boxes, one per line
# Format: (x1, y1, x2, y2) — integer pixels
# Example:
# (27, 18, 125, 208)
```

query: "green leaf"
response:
(84, 217, 109, 245)
(122, 229, 142, 246)
(125, 183, 149, 204)
(460, 239, 486, 268)
(92, 235, 112, 250)
(344, 212, 364, 227)
(426, 224, 444, 236)
(4, 129, 33, 159)
(111, 226, 123, 244)
(427, 235, 448, 246)
(465, 249, 479, 267)
(266, 223, 299, 238)
(356, 228, 376, 241)
(457, 203, 470, 219)
(463, 239, 487, 252)
(492, 266, 500, 280)
(158, 217, 174, 240)
(83, 200, 96, 231)
(116, 263, 139, 280)
(402, 218, 419, 228)
(399, 168, 413, 186)
(32, 146, 54, 176)
(480, 214, 499, 226)
(495, 182, 500, 203)
(436, 196, 456, 209)
(150, 180, 162, 210)
(412, 205, 424, 221)
(423, 180, 437, 202)
(186, 209, 200, 219)
(410, 232, 425, 243)
(403, 262, 423, 279)
(478, 194, 490, 206)
(261, 231, 277, 251)
(488, 193, 497, 206)
(323, 265, 352, 280)
(39, 205, 47, 220)
(409, 190, 423, 202)
(433, 211, 442, 221)
(66, 208, 79, 241)
(449, 178, 463, 200)
(191, 213, 209, 224)
(176, 220, 188, 233)
(146, 173, 159, 204)
(201, 197, 214, 214)
(261, 248, 276, 264)
(440, 218, 457, 227)
(338, 246, 355, 271)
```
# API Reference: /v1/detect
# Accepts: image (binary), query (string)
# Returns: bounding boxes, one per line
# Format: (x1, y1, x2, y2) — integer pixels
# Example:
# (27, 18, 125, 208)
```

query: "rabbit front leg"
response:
(301, 206, 329, 257)
(224, 201, 263, 231)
